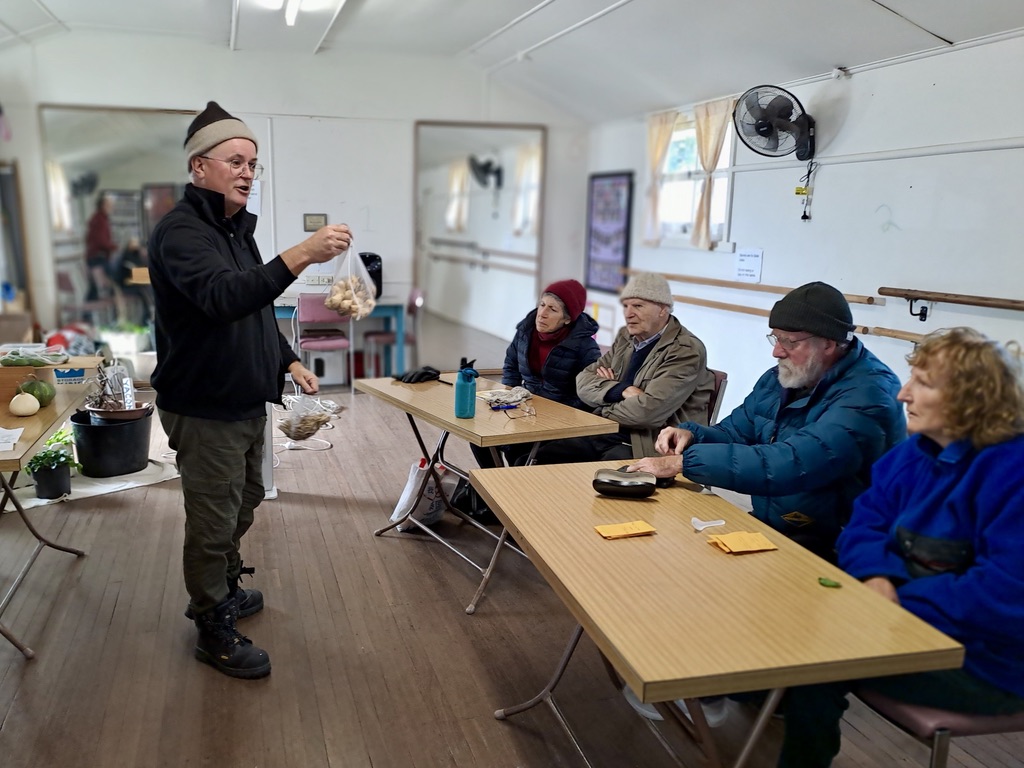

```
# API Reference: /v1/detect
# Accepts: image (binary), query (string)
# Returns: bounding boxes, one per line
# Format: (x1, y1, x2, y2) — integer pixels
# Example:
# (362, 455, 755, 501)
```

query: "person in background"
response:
(630, 281, 905, 561)
(112, 237, 152, 325)
(776, 327, 1024, 767)
(149, 101, 353, 679)
(530, 271, 714, 464)
(470, 279, 600, 469)
(84, 192, 117, 301)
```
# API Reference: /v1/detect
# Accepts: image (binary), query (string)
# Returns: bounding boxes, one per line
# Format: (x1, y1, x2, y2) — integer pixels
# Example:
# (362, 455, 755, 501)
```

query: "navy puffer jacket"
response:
(679, 338, 906, 555)
(502, 310, 601, 410)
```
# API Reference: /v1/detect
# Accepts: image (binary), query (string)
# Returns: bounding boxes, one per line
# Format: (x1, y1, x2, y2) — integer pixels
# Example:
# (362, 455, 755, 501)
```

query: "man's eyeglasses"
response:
(199, 155, 264, 180)
(766, 333, 815, 351)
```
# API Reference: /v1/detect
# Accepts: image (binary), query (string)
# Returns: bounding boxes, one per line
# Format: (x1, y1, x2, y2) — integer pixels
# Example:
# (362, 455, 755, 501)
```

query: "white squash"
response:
(10, 391, 40, 416)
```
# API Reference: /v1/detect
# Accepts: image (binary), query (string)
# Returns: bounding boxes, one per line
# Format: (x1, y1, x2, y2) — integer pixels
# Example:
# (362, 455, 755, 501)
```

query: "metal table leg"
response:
(0, 471, 86, 659)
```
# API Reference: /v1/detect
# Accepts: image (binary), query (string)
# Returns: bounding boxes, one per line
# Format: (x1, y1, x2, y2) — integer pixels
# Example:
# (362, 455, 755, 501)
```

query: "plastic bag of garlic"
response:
(325, 249, 378, 319)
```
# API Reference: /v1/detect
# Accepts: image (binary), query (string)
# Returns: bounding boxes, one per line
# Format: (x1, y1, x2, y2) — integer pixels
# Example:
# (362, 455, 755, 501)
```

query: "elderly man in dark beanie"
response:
(149, 101, 353, 679)
(632, 281, 906, 561)
(531, 272, 714, 464)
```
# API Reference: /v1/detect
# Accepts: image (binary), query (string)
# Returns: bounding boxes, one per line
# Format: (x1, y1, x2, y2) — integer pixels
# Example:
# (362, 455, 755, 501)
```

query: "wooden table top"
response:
(0, 388, 87, 472)
(470, 460, 964, 704)
(354, 375, 618, 448)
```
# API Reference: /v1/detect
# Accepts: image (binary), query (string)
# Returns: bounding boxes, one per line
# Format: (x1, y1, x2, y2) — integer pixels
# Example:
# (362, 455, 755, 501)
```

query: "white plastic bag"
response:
(390, 459, 459, 531)
(325, 249, 377, 320)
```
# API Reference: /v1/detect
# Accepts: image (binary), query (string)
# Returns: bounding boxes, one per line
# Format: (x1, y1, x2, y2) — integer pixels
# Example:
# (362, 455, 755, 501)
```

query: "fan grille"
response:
(733, 85, 807, 158)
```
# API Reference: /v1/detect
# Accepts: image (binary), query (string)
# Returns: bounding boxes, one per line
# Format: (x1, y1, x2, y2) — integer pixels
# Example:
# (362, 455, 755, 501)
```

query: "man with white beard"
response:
(630, 282, 905, 561)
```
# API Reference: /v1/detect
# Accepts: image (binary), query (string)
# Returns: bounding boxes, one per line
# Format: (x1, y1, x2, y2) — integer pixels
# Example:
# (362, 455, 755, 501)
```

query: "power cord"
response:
(799, 160, 820, 221)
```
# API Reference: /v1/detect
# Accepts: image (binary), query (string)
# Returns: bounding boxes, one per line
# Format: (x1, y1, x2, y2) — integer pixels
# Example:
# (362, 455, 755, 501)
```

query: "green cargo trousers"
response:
(159, 409, 266, 614)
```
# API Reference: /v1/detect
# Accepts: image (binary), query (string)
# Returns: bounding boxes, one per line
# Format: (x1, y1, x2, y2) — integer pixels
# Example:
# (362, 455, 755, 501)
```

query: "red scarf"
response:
(528, 324, 572, 375)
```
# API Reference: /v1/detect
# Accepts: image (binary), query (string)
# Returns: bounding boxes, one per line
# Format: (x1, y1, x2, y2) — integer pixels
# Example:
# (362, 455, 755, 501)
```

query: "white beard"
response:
(778, 355, 828, 389)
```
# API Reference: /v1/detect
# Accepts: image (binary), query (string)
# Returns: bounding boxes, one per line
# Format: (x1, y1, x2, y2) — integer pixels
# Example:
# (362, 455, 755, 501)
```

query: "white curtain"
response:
(690, 97, 736, 250)
(511, 145, 541, 237)
(46, 160, 72, 233)
(444, 162, 469, 233)
(642, 109, 678, 245)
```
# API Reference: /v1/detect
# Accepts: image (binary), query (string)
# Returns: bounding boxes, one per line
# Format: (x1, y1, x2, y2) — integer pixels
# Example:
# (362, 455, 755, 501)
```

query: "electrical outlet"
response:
(304, 274, 319, 285)
(319, 275, 333, 285)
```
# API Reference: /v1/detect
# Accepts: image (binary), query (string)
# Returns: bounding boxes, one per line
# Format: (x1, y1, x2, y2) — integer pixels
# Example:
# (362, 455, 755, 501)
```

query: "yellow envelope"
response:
(595, 520, 657, 540)
(707, 531, 778, 553)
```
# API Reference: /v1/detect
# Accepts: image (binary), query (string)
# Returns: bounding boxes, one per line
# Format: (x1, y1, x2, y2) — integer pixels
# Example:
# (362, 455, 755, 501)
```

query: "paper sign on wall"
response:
(246, 180, 262, 216)
(735, 248, 763, 283)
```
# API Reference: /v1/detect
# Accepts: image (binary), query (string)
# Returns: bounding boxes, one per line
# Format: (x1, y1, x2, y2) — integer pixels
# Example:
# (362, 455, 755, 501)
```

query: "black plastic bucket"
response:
(71, 409, 153, 477)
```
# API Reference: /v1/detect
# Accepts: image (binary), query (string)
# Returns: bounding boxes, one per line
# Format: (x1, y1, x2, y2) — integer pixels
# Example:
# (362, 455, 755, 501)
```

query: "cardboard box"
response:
(0, 366, 56, 406)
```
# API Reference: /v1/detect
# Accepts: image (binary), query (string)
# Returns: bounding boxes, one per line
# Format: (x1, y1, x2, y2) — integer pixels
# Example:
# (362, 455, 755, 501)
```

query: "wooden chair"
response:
(363, 288, 424, 377)
(296, 293, 351, 384)
(707, 368, 728, 425)
(856, 688, 1024, 768)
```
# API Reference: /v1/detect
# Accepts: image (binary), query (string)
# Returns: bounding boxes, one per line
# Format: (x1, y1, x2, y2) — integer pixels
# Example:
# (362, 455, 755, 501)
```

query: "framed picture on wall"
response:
(584, 171, 633, 293)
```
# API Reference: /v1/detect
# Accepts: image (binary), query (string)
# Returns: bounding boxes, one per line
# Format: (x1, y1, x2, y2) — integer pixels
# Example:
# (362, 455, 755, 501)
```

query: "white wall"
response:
(0, 31, 588, 331)
(587, 36, 1024, 418)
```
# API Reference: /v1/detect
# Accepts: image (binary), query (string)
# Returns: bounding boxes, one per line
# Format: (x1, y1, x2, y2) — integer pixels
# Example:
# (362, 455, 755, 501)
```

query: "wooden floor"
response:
(1, 320, 1022, 767)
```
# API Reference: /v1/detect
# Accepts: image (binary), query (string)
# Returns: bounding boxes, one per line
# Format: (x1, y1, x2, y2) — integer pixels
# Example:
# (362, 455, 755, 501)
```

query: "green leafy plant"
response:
(44, 425, 74, 448)
(26, 446, 82, 475)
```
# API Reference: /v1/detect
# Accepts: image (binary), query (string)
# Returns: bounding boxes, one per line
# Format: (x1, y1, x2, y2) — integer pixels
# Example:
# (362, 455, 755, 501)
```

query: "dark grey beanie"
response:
(769, 282, 854, 342)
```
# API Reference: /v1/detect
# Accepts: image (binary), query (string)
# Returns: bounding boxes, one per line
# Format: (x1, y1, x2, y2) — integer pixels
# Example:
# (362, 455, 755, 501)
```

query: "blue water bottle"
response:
(454, 366, 479, 419)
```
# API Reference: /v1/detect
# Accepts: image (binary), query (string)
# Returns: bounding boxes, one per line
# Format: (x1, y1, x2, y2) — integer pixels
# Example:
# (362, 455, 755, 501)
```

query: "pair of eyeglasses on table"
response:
(495, 404, 536, 419)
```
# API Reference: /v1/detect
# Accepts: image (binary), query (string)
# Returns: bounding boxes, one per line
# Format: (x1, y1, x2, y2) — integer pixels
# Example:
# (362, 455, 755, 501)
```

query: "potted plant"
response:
(26, 443, 82, 500)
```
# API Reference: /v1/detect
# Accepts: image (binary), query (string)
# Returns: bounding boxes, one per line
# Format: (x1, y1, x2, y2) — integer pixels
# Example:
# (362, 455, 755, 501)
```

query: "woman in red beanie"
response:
(471, 279, 601, 469)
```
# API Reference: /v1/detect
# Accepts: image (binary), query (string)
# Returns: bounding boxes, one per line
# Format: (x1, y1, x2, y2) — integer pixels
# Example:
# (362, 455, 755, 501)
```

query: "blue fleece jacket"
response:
(839, 434, 1024, 697)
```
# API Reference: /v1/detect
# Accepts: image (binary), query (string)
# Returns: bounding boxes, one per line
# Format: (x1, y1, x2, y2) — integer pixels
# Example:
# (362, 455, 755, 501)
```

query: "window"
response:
(657, 117, 734, 246)
(512, 145, 541, 237)
(444, 162, 469, 233)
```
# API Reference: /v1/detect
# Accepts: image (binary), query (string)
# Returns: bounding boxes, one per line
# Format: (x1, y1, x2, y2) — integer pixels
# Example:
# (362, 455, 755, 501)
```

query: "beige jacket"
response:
(576, 316, 714, 458)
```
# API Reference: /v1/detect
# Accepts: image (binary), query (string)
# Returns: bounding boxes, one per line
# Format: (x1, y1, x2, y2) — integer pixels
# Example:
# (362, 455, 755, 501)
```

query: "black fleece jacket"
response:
(148, 184, 299, 420)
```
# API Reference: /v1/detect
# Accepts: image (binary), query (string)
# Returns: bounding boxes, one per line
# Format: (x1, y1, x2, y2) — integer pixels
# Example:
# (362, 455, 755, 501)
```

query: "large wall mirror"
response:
(415, 120, 545, 342)
(40, 105, 192, 329)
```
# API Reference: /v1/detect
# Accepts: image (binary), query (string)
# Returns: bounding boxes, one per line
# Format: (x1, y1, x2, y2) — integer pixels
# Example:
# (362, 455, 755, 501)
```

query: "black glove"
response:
(395, 366, 441, 384)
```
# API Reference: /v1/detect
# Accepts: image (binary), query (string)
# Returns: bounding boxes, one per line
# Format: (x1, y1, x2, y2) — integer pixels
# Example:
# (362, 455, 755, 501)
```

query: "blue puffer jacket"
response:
(502, 310, 601, 410)
(680, 338, 906, 555)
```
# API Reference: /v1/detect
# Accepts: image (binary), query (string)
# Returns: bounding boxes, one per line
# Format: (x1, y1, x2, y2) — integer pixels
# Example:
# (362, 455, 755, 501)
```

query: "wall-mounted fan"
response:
(733, 85, 815, 161)
(468, 155, 503, 190)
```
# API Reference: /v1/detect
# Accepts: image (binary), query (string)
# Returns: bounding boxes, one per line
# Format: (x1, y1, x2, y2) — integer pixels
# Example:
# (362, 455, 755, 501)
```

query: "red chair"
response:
(296, 293, 351, 384)
(363, 288, 424, 377)
(856, 688, 1024, 768)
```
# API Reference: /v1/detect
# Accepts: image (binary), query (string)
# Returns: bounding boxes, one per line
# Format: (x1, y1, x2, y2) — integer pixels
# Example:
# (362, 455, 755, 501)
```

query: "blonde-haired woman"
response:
(778, 327, 1024, 768)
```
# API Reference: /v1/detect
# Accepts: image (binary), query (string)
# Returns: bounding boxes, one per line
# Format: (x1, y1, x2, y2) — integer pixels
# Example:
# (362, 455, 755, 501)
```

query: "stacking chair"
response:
(856, 688, 1024, 768)
(707, 368, 728, 425)
(364, 288, 424, 377)
(296, 293, 351, 385)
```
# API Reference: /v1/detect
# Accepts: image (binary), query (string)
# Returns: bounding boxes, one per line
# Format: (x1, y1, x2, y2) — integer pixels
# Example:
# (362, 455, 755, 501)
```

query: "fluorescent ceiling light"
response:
(284, 0, 302, 26)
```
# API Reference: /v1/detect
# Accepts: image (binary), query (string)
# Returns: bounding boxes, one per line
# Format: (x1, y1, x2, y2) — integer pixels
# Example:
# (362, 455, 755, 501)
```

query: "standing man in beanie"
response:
(149, 101, 353, 679)
(471, 279, 601, 469)
(631, 281, 906, 560)
(531, 272, 714, 464)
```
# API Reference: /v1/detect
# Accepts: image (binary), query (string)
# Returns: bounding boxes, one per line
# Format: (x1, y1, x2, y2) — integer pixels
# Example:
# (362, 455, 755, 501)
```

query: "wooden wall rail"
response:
(427, 252, 535, 278)
(878, 287, 1024, 313)
(628, 268, 885, 306)
(672, 295, 924, 344)
(428, 238, 537, 263)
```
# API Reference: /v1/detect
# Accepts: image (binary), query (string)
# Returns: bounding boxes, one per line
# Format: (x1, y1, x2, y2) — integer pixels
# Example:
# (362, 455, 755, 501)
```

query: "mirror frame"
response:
(413, 119, 546, 298)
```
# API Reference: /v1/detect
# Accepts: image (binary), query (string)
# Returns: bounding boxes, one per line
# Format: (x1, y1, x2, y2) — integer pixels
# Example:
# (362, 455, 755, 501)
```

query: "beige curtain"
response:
(444, 162, 469, 232)
(690, 96, 736, 250)
(511, 144, 541, 236)
(643, 109, 678, 245)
